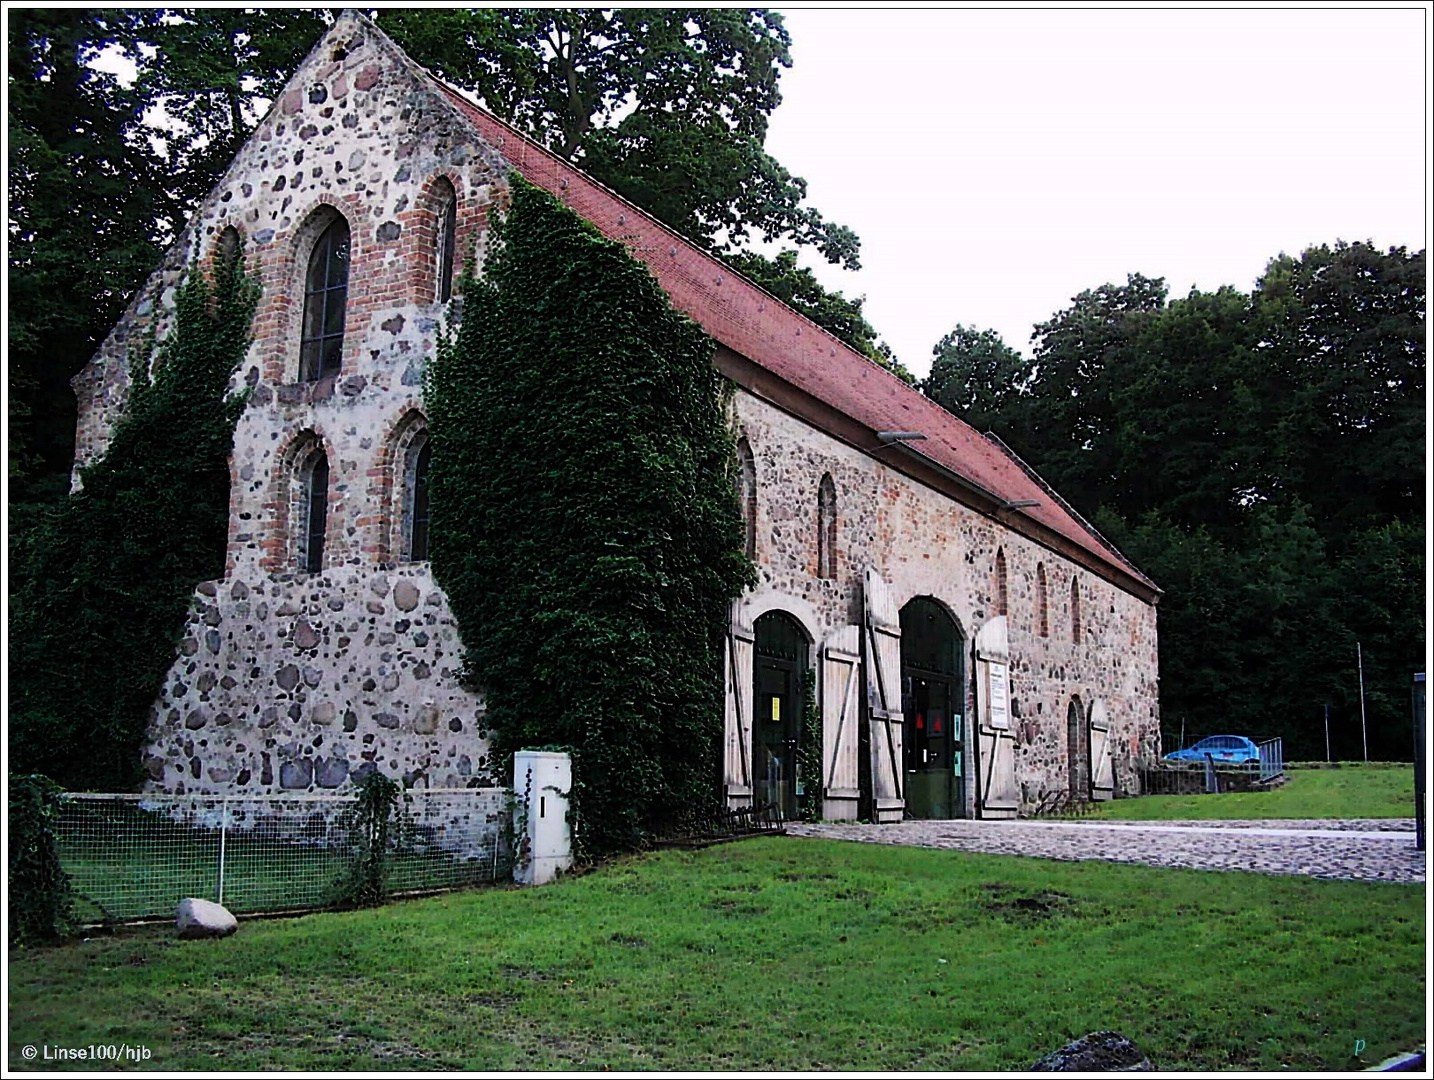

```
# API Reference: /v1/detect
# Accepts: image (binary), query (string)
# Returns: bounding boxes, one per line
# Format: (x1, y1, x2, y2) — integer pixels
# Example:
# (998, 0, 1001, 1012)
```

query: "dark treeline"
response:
(925, 245, 1425, 761)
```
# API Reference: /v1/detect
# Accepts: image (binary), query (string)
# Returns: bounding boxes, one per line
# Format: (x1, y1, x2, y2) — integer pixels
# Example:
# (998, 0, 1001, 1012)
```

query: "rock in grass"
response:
(1031, 1031, 1153, 1071)
(175, 898, 237, 939)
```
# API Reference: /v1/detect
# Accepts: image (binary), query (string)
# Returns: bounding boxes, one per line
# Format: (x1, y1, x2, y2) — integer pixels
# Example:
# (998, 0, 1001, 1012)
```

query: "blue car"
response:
(1165, 735, 1261, 765)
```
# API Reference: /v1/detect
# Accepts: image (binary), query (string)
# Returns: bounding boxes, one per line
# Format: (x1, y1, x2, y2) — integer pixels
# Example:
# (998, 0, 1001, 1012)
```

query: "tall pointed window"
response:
(433, 178, 458, 303)
(995, 548, 1008, 616)
(300, 216, 350, 382)
(1036, 563, 1049, 638)
(1071, 577, 1082, 644)
(817, 473, 837, 579)
(407, 437, 431, 561)
(300, 446, 329, 573)
(736, 437, 757, 561)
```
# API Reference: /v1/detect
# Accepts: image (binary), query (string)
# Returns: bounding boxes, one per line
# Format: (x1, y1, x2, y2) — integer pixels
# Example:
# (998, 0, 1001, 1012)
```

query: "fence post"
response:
(1414, 674, 1425, 852)
(217, 797, 228, 906)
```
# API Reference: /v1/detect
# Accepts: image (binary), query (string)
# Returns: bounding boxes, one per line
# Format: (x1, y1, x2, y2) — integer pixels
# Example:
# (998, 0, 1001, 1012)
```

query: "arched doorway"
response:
(753, 611, 809, 819)
(900, 597, 966, 819)
(1067, 696, 1089, 801)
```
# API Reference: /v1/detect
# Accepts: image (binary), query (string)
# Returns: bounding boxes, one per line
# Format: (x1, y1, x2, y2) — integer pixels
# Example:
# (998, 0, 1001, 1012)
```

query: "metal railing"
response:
(56, 788, 511, 924)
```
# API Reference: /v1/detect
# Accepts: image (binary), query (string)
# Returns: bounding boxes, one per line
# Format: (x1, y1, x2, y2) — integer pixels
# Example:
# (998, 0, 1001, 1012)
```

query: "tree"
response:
(374, 8, 860, 268)
(725, 249, 912, 383)
(922, 324, 1033, 434)
(425, 177, 754, 854)
(7, 9, 168, 489)
(9, 247, 259, 790)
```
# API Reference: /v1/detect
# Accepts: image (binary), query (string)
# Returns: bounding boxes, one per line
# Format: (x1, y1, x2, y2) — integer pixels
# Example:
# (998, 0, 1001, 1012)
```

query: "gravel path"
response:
(785, 817, 1425, 884)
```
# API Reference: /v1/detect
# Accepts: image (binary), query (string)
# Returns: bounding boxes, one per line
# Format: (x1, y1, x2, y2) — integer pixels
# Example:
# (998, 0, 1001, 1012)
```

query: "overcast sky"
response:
(762, 6, 1429, 379)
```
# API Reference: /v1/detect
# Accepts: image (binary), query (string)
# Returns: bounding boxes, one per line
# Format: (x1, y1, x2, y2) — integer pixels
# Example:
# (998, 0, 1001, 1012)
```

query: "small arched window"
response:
(817, 473, 837, 579)
(300, 216, 350, 382)
(298, 444, 330, 574)
(1036, 563, 1049, 638)
(736, 437, 757, 561)
(433, 178, 458, 303)
(216, 226, 241, 274)
(406, 436, 432, 562)
(1071, 577, 1082, 645)
(995, 548, 1008, 617)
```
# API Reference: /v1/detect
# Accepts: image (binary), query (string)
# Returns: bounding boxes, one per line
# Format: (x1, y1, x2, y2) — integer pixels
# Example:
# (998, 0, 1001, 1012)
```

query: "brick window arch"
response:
(995, 547, 1008, 616)
(817, 473, 837, 579)
(1071, 577, 1082, 644)
(1036, 563, 1049, 638)
(736, 436, 757, 561)
(299, 214, 351, 382)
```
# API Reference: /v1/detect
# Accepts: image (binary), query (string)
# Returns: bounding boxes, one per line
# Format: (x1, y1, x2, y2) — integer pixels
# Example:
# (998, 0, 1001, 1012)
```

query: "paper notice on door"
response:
(987, 662, 1010, 730)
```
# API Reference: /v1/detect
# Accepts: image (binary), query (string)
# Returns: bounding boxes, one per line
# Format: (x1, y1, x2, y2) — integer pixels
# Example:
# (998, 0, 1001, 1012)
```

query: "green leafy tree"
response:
(725, 249, 912, 383)
(922, 324, 1033, 434)
(7, 9, 169, 489)
(425, 177, 754, 855)
(9, 247, 259, 790)
(376, 8, 860, 269)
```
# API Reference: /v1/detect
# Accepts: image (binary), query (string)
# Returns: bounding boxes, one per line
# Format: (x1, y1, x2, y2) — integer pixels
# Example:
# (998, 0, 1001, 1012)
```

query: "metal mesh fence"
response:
(57, 788, 511, 924)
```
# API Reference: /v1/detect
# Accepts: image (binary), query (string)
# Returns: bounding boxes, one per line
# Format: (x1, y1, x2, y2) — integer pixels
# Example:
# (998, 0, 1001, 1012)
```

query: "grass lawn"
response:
(1089, 763, 1418, 821)
(7, 838, 1424, 1071)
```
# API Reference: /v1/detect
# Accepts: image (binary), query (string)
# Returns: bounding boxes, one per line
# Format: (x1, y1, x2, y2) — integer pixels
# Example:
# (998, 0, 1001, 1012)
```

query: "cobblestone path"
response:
(785, 818, 1425, 884)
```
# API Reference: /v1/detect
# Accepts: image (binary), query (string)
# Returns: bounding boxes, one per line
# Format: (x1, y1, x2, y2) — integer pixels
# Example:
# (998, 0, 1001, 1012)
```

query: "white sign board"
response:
(987, 662, 1010, 730)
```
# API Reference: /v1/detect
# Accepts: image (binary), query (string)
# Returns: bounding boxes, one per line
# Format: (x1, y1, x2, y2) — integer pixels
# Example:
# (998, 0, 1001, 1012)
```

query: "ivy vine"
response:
(9, 247, 259, 791)
(425, 175, 755, 857)
(8, 774, 77, 944)
(797, 667, 824, 822)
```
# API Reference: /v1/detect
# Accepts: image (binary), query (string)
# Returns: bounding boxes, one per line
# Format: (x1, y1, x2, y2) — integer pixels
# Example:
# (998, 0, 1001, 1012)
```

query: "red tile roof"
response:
(432, 79, 1156, 598)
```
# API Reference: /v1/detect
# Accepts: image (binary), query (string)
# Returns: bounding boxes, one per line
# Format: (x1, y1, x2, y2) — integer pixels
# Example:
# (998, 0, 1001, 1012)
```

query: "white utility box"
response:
(512, 750, 573, 885)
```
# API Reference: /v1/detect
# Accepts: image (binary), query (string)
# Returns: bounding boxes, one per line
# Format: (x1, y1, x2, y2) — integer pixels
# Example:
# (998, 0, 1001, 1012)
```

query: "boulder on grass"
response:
(1031, 1031, 1153, 1071)
(175, 898, 237, 939)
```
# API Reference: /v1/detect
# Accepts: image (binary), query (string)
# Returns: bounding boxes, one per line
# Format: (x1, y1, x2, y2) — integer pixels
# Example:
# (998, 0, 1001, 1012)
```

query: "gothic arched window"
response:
(995, 548, 1008, 617)
(406, 436, 432, 562)
(817, 473, 837, 579)
(736, 437, 757, 561)
(300, 216, 350, 382)
(298, 444, 329, 573)
(1071, 577, 1082, 645)
(433, 178, 458, 304)
(1036, 563, 1049, 638)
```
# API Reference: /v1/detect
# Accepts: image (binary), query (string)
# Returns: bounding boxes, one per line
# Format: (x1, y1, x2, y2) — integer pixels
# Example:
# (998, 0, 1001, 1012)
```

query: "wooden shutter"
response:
(723, 603, 755, 809)
(1089, 698, 1114, 801)
(863, 568, 905, 822)
(821, 625, 862, 821)
(973, 615, 1019, 817)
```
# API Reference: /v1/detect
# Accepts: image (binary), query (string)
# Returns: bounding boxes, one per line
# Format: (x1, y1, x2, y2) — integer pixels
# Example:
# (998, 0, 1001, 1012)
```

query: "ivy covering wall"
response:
(9, 250, 259, 791)
(425, 176, 754, 856)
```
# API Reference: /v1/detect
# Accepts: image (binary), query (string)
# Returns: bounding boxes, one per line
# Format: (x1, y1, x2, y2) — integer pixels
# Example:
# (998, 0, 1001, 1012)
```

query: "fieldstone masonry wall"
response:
(144, 566, 491, 795)
(734, 393, 1160, 811)
(70, 12, 1159, 811)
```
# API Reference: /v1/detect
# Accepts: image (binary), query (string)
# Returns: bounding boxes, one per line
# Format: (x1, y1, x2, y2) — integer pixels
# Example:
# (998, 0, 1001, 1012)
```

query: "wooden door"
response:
(973, 615, 1019, 817)
(723, 603, 754, 809)
(821, 625, 862, 820)
(863, 568, 905, 822)
(1089, 698, 1114, 801)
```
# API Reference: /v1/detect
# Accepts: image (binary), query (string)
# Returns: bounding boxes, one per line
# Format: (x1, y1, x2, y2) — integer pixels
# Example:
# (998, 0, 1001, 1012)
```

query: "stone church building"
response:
(72, 12, 1161, 821)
